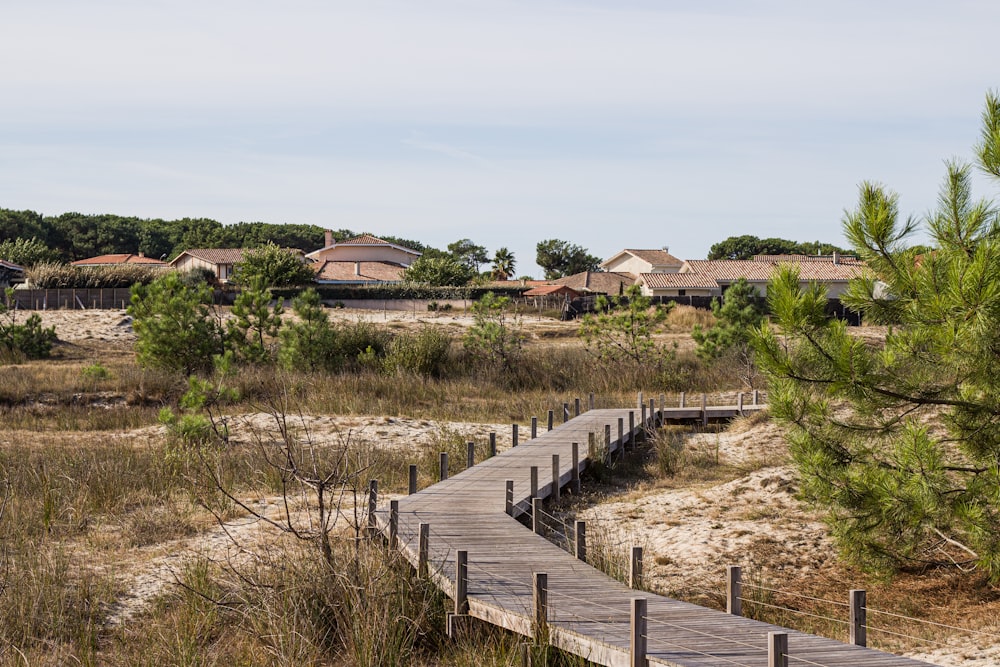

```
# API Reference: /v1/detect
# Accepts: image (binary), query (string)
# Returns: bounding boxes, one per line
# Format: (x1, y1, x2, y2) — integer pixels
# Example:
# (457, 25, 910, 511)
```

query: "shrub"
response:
(0, 289, 57, 361)
(383, 326, 452, 377)
(27, 262, 160, 288)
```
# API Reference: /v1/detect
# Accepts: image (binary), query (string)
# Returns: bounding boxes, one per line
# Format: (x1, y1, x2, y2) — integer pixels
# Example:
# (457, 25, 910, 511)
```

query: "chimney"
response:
(325, 230, 334, 247)
(832, 251, 840, 265)
(138, 251, 144, 258)
(354, 261, 361, 276)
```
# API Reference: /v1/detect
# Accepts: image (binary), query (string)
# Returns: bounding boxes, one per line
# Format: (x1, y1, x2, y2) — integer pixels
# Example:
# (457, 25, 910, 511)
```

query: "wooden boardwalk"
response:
(376, 403, 937, 667)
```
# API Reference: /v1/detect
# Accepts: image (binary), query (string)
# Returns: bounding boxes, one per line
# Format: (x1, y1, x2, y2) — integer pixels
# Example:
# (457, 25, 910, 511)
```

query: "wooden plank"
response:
(375, 406, 937, 667)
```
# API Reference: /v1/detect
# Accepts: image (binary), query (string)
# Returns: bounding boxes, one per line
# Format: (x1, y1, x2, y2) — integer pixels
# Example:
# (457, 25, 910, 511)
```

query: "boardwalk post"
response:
(649, 399, 656, 431)
(562, 402, 570, 423)
(640, 403, 646, 439)
(768, 632, 787, 667)
(727, 565, 742, 616)
(571, 442, 580, 493)
(630, 546, 643, 590)
(533, 572, 548, 644)
(489, 432, 497, 457)
(467, 441, 475, 469)
(505, 480, 514, 516)
(575, 520, 587, 562)
(530, 466, 539, 499)
(574, 397, 581, 417)
(618, 417, 624, 452)
(367, 479, 378, 533)
(753, 389, 760, 405)
(532, 498, 543, 534)
(551, 454, 560, 502)
(389, 500, 399, 549)
(630, 597, 647, 667)
(408, 464, 418, 495)
(418, 523, 430, 577)
(701, 393, 708, 427)
(547, 410, 554, 431)
(628, 411, 635, 448)
(531, 417, 538, 439)
(680, 391, 686, 408)
(658, 394, 665, 425)
(605, 425, 612, 457)
(513, 424, 519, 447)
(455, 550, 469, 614)
(737, 392, 744, 416)
(589, 392, 595, 411)
(850, 589, 867, 647)
(440, 452, 449, 481)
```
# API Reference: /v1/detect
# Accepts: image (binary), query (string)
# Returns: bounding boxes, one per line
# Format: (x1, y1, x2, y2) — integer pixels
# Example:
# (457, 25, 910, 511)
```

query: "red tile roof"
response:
(640, 273, 720, 289)
(621, 249, 684, 266)
(552, 271, 635, 294)
(682, 259, 868, 282)
(523, 285, 581, 297)
(313, 261, 406, 282)
(71, 254, 168, 266)
(751, 254, 863, 265)
(172, 248, 247, 265)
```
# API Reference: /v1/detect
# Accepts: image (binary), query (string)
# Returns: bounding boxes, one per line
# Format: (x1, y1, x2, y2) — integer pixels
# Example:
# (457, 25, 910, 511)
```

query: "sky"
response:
(1, 0, 997, 276)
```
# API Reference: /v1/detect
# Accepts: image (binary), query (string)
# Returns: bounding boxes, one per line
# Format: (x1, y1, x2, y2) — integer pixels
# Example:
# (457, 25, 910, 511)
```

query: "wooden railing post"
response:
(588, 392, 595, 411)
(701, 393, 708, 427)
(571, 442, 580, 494)
(574, 397, 581, 417)
(628, 411, 635, 448)
(850, 589, 867, 647)
(389, 500, 399, 549)
(631, 598, 648, 667)
(440, 452, 449, 481)
(658, 394, 665, 424)
(547, 410, 554, 431)
(532, 498, 543, 534)
(575, 520, 587, 562)
(513, 423, 519, 447)
(680, 391, 686, 408)
(639, 404, 646, 438)
(551, 454, 560, 502)
(630, 546, 643, 589)
(455, 550, 468, 614)
(489, 432, 497, 457)
(533, 572, 548, 644)
(617, 417, 624, 452)
(727, 565, 742, 616)
(408, 464, 418, 495)
(367, 479, 378, 533)
(467, 441, 475, 469)
(530, 466, 538, 499)
(563, 402, 570, 423)
(768, 632, 787, 667)
(753, 389, 760, 405)
(505, 479, 514, 516)
(531, 416, 538, 439)
(737, 392, 744, 416)
(649, 398, 656, 431)
(418, 523, 430, 577)
(605, 425, 612, 455)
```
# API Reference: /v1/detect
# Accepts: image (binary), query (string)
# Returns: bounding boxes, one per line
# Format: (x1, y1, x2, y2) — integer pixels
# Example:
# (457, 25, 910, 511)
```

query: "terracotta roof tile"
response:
(683, 259, 868, 282)
(337, 234, 393, 246)
(640, 273, 720, 289)
(552, 271, 635, 294)
(523, 285, 580, 297)
(71, 254, 168, 266)
(173, 248, 247, 265)
(313, 261, 406, 282)
(622, 249, 684, 266)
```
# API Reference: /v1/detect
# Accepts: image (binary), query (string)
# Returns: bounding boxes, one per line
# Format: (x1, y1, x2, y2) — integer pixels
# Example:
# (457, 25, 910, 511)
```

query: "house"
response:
(0, 259, 25, 289)
(169, 248, 248, 283)
(550, 271, 635, 295)
(70, 253, 169, 268)
(522, 284, 581, 299)
(638, 254, 868, 298)
(306, 232, 421, 266)
(600, 248, 684, 276)
(305, 232, 421, 285)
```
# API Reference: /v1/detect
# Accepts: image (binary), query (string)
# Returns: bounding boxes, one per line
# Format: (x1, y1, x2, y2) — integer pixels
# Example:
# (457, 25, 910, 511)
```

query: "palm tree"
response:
(491, 247, 516, 280)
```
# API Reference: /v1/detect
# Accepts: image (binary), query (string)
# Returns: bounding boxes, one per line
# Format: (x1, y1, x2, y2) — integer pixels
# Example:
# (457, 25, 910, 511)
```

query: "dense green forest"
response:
(0, 208, 433, 264)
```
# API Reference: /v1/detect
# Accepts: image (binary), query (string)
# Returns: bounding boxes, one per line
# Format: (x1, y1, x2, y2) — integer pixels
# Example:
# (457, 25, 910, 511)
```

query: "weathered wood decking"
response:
(377, 404, 937, 667)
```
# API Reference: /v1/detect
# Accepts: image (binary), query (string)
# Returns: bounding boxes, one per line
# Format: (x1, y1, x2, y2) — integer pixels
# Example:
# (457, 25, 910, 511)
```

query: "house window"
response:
(678, 289, 686, 296)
